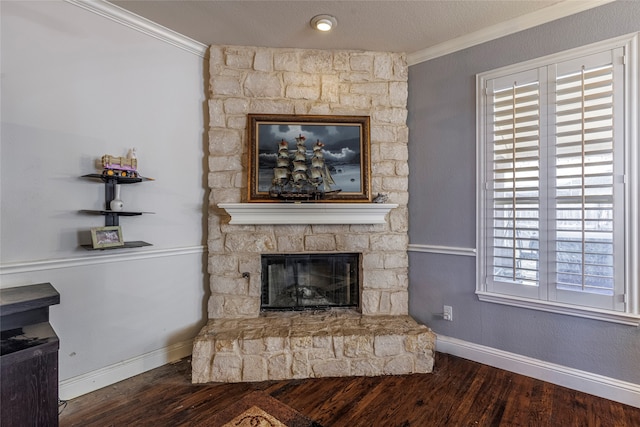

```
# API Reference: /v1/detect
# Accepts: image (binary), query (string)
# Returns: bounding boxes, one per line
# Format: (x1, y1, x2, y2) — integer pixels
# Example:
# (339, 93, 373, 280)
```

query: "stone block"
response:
(351, 358, 385, 376)
(393, 54, 408, 80)
(370, 234, 408, 251)
(343, 334, 374, 357)
(244, 72, 282, 97)
(389, 208, 409, 233)
(225, 232, 275, 252)
(415, 353, 435, 373)
(265, 336, 286, 352)
(224, 47, 254, 69)
(224, 97, 249, 114)
(373, 55, 393, 80)
(335, 234, 369, 251)
(378, 292, 391, 313)
(274, 51, 299, 71)
(374, 334, 404, 357)
(339, 94, 371, 109)
(304, 235, 336, 251)
(220, 295, 260, 318)
(360, 290, 380, 314)
(383, 354, 413, 375)
(212, 75, 242, 96)
(276, 235, 305, 252)
(300, 51, 333, 73)
(212, 353, 242, 382)
(389, 81, 408, 107)
(209, 99, 225, 127)
(209, 254, 238, 274)
(242, 355, 268, 381)
(363, 269, 400, 289)
(213, 276, 247, 295)
(190, 339, 213, 383)
(242, 337, 264, 354)
(292, 351, 310, 378)
(268, 353, 292, 380)
(390, 291, 409, 315)
(253, 50, 273, 72)
(382, 176, 409, 192)
(373, 107, 408, 125)
(285, 84, 319, 100)
(351, 82, 388, 95)
(283, 72, 319, 86)
(250, 99, 295, 114)
(311, 359, 349, 378)
(290, 335, 312, 350)
(207, 172, 233, 189)
(350, 54, 373, 72)
(320, 75, 340, 103)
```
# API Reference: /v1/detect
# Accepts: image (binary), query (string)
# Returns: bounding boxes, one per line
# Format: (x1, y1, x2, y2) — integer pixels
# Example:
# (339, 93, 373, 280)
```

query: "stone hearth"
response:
(194, 44, 435, 383)
(192, 311, 435, 382)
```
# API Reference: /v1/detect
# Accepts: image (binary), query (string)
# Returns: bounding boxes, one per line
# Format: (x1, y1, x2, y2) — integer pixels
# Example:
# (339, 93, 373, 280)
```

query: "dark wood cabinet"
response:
(1, 283, 60, 427)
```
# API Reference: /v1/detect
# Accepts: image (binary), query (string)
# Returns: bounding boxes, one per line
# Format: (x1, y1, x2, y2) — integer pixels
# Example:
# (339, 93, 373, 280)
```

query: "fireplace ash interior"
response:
(261, 253, 360, 311)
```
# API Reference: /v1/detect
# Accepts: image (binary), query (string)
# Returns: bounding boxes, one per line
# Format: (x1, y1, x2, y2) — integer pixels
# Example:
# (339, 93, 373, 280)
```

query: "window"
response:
(476, 34, 639, 325)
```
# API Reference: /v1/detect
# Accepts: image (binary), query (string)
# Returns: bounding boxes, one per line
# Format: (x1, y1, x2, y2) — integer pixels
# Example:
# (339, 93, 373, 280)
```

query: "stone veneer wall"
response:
(207, 45, 410, 318)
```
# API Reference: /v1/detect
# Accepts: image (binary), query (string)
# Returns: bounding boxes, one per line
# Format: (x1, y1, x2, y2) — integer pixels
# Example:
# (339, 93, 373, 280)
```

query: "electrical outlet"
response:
(443, 305, 453, 321)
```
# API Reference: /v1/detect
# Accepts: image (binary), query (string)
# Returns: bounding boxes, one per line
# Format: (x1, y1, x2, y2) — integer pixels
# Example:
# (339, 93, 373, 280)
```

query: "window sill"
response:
(476, 291, 640, 326)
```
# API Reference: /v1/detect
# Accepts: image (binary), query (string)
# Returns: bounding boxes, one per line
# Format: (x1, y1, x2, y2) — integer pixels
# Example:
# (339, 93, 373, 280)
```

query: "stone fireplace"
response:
(191, 45, 435, 383)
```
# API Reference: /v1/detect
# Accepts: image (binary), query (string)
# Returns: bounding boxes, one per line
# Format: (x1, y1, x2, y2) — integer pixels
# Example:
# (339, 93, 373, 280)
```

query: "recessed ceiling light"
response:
(310, 14, 337, 32)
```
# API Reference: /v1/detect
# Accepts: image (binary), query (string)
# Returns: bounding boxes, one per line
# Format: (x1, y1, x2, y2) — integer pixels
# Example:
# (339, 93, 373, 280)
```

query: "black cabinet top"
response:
(0, 283, 60, 316)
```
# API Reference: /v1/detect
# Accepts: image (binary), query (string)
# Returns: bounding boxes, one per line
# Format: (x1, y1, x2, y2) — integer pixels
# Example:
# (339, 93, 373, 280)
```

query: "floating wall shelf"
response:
(218, 203, 398, 225)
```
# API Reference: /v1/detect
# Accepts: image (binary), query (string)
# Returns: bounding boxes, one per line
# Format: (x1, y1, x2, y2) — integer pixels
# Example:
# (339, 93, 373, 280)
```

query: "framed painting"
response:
(247, 114, 371, 202)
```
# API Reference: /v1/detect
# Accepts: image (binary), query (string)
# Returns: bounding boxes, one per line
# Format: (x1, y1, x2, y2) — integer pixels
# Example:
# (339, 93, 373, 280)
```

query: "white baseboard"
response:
(59, 339, 193, 400)
(436, 335, 640, 408)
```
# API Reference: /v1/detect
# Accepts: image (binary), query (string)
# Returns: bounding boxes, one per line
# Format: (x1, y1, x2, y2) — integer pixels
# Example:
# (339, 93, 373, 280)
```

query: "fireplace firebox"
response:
(261, 253, 360, 311)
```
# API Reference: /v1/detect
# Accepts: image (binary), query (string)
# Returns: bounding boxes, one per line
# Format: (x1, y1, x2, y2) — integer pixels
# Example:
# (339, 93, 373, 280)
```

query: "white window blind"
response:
(477, 35, 638, 323)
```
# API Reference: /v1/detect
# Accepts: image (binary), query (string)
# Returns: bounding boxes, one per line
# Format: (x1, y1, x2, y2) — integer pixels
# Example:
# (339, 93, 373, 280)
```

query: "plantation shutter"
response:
(484, 47, 625, 310)
(486, 69, 543, 297)
(550, 49, 625, 310)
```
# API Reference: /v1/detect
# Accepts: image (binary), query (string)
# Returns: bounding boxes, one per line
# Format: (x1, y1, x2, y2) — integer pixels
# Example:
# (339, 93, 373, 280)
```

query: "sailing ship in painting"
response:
(270, 134, 340, 200)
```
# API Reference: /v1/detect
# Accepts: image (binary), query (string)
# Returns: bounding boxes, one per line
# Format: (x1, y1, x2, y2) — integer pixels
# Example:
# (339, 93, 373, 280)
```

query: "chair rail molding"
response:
(408, 244, 476, 257)
(0, 246, 205, 277)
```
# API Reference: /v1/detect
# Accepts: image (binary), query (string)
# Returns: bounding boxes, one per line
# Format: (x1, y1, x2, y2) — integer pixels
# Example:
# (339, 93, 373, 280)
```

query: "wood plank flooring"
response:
(59, 352, 640, 426)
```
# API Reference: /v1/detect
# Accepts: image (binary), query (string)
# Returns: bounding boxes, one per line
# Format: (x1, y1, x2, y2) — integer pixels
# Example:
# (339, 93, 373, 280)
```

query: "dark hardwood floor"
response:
(59, 352, 640, 426)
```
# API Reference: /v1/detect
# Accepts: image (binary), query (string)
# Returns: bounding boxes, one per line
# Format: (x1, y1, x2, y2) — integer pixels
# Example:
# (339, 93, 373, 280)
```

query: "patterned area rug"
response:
(198, 391, 323, 427)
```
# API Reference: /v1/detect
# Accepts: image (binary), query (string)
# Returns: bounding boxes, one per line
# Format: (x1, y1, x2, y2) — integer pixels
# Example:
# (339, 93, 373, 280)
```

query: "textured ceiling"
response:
(110, 0, 571, 54)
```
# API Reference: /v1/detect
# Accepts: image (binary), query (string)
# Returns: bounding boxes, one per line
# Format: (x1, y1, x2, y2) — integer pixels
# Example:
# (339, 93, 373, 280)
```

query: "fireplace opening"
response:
(261, 253, 360, 311)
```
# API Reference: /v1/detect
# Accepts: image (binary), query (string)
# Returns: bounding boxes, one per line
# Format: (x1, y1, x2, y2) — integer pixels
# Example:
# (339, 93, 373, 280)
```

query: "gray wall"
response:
(407, 1, 640, 384)
(1, 1, 208, 398)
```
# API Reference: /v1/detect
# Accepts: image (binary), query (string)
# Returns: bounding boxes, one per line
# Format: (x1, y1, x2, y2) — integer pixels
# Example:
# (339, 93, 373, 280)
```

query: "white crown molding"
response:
(0, 245, 205, 277)
(64, 0, 208, 58)
(59, 339, 193, 400)
(407, 0, 617, 65)
(437, 335, 640, 409)
(408, 244, 476, 257)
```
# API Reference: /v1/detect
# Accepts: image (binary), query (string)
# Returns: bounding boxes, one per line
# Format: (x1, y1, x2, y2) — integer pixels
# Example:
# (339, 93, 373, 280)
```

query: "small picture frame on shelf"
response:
(90, 226, 124, 249)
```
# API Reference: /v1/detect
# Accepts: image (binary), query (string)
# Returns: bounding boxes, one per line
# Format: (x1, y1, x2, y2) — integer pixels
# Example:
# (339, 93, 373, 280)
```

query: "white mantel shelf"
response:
(218, 203, 398, 225)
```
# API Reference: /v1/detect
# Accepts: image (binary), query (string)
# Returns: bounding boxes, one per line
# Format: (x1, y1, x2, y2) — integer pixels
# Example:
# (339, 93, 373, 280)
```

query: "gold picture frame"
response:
(90, 226, 124, 249)
(247, 114, 371, 202)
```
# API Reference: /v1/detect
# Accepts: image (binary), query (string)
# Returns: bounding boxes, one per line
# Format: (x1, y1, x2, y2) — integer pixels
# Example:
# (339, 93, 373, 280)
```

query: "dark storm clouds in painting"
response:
(256, 123, 362, 193)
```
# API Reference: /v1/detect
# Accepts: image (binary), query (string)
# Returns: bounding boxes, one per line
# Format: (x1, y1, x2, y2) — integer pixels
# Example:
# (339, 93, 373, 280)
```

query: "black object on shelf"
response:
(81, 173, 152, 248)
(1, 283, 60, 427)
